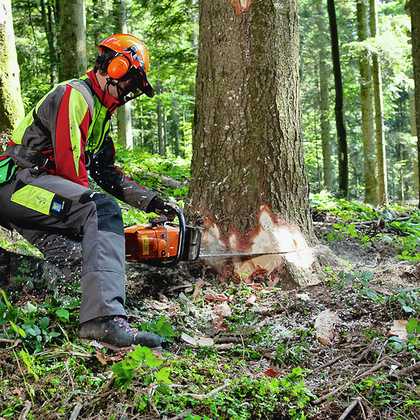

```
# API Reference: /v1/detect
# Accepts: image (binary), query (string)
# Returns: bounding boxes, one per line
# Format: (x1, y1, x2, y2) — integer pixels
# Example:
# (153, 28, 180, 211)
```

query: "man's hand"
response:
(147, 196, 180, 221)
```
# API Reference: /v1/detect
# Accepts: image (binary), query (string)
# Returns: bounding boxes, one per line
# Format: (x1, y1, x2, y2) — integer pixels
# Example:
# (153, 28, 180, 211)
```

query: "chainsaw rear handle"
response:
(153, 207, 186, 268)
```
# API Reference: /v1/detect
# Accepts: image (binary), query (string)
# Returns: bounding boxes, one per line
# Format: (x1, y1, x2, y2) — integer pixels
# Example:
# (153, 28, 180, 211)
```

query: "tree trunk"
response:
(0, 0, 25, 151)
(172, 96, 181, 157)
(188, 0, 320, 288)
(357, 0, 378, 205)
(409, 89, 419, 194)
(40, 0, 59, 85)
(410, 0, 420, 207)
(59, 0, 87, 81)
(327, 0, 348, 198)
(369, 0, 388, 206)
(114, 0, 133, 149)
(316, 0, 333, 191)
(156, 81, 165, 156)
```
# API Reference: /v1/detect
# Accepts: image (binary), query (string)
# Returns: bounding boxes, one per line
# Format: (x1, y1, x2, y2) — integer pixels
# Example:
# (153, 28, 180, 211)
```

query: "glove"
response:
(147, 196, 180, 221)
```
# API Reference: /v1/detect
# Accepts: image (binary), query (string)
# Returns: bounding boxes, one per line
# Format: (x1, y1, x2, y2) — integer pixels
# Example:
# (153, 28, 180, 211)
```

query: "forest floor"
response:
(1, 211, 420, 420)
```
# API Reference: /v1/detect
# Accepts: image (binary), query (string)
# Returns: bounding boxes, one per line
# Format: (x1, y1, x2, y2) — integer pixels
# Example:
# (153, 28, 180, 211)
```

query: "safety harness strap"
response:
(4, 145, 56, 170)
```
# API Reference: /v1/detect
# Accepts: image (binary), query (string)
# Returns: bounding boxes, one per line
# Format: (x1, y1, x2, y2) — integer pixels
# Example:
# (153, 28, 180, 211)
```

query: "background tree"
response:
(59, 0, 87, 80)
(411, 0, 420, 207)
(370, 0, 388, 205)
(188, 0, 319, 286)
(0, 0, 24, 151)
(357, 0, 378, 205)
(327, 0, 348, 198)
(316, 0, 333, 191)
(114, 0, 133, 148)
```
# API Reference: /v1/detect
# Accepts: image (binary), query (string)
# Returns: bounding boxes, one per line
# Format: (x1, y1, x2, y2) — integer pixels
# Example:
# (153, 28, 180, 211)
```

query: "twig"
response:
(338, 397, 361, 420)
(69, 401, 84, 420)
(148, 385, 160, 417)
(313, 358, 389, 405)
(18, 401, 31, 420)
(393, 361, 420, 377)
(183, 382, 231, 400)
(168, 410, 193, 420)
(313, 355, 345, 372)
(358, 398, 367, 420)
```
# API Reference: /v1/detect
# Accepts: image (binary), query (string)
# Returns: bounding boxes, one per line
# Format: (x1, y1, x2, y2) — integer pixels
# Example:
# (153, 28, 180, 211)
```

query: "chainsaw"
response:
(125, 208, 202, 267)
(125, 209, 305, 267)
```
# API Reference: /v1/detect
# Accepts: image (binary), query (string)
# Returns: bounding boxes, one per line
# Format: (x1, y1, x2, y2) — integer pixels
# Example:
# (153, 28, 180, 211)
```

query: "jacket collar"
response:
(86, 70, 120, 113)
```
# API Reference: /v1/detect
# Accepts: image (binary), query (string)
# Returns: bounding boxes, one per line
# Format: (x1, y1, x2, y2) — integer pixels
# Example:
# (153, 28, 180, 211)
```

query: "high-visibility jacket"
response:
(2, 70, 156, 212)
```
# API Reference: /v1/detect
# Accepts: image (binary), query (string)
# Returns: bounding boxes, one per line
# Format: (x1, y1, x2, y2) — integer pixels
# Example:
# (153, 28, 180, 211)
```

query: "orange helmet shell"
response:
(98, 33, 150, 73)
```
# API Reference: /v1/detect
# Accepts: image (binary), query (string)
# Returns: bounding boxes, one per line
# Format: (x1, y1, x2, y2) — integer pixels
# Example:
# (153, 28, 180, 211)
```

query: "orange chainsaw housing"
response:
(124, 215, 202, 266)
(125, 221, 179, 262)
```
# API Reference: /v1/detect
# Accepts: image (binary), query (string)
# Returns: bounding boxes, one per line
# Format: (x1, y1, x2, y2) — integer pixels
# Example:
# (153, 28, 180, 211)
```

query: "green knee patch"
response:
(0, 158, 18, 184)
(11, 181, 72, 220)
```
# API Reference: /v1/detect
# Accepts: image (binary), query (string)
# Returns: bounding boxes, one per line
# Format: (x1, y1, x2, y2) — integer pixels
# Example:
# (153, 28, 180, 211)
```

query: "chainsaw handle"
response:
(151, 207, 185, 268)
(170, 207, 185, 267)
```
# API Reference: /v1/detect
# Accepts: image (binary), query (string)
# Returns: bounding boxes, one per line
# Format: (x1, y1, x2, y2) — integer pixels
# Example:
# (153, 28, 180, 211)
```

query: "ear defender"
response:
(107, 55, 131, 79)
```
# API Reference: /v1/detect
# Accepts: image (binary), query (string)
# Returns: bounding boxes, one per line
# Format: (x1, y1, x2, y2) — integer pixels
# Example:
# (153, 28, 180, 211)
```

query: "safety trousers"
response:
(0, 167, 126, 323)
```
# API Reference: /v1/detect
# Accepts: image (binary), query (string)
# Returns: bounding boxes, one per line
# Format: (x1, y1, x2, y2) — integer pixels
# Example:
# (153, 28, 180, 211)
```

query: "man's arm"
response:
(87, 136, 156, 212)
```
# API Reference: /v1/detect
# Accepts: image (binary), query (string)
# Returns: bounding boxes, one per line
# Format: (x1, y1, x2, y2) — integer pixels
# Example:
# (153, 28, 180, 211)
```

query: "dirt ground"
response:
(119, 217, 420, 419)
(1, 218, 420, 419)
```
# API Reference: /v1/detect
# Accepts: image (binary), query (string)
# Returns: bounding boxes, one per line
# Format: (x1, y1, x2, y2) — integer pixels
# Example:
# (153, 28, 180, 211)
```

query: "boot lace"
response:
(114, 317, 139, 334)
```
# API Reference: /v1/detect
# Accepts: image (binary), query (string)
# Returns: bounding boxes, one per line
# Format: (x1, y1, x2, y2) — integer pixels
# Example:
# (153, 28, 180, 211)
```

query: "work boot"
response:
(79, 316, 162, 350)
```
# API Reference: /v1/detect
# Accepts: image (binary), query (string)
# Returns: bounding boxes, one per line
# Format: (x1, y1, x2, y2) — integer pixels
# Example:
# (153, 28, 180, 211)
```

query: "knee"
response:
(79, 191, 124, 236)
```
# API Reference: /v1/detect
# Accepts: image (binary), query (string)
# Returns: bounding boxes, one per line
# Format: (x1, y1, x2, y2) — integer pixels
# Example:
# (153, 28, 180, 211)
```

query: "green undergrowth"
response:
(1, 268, 420, 419)
(310, 190, 420, 260)
(2, 181, 420, 418)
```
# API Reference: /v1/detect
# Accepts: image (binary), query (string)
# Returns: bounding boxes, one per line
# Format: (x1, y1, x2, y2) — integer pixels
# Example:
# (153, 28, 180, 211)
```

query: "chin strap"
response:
(105, 77, 143, 105)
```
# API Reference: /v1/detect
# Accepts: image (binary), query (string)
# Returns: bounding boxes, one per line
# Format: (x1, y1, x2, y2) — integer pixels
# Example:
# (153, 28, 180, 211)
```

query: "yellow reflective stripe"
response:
(11, 185, 55, 215)
(11, 112, 34, 145)
(69, 89, 89, 176)
(86, 96, 109, 153)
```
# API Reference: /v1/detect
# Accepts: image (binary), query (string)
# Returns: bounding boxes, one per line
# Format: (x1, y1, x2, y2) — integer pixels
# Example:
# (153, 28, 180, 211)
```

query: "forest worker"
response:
(0, 33, 178, 350)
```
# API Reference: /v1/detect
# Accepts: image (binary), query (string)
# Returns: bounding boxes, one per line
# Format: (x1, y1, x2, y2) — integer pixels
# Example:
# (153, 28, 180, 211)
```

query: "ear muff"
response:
(107, 55, 131, 80)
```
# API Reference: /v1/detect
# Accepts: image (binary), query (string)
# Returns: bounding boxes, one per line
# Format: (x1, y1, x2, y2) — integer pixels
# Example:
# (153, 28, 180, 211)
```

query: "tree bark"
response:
(59, 0, 87, 81)
(0, 0, 25, 151)
(409, 89, 419, 194)
(316, 0, 333, 191)
(357, 0, 378, 205)
(327, 0, 348, 198)
(114, 0, 133, 149)
(40, 0, 59, 85)
(410, 0, 420, 207)
(369, 0, 388, 206)
(188, 0, 320, 287)
(156, 81, 165, 156)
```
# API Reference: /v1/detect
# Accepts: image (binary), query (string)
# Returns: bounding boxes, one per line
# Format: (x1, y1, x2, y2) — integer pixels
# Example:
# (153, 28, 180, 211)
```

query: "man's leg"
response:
(0, 168, 160, 348)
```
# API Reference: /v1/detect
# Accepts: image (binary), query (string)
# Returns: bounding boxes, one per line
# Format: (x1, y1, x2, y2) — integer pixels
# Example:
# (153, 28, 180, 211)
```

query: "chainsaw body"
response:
(125, 210, 202, 267)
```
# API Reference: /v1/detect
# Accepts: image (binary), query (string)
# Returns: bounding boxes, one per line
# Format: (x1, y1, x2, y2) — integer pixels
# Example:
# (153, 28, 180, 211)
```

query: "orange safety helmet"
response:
(98, 33, 154, 98)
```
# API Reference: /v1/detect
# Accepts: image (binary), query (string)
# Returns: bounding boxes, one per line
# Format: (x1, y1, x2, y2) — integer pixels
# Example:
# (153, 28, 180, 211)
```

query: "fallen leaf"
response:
(213, 322, 229, 333)
(246, 293, 258, 305)
(314, 309, 340, 346)
(195, 336, 214, 347)
(157, 292, 170, 302)
(203, 290, 230, 302)
(192, 279, 206, 299)
(389, 320, 408, 341)
(214, 301, 232, 317)
(264, 368, 280, 377)
(152, 301, 171, 310)
(251, 318, 268, 330)
(370, 285, 393, 296)
(180, 332, 197, 347)
(214, 343, 234, 350)
(247, 283, 264, 291)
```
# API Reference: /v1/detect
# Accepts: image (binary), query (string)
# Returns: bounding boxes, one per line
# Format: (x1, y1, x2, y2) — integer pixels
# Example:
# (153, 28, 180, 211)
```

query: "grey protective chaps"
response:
(0, 167, 126, 323)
